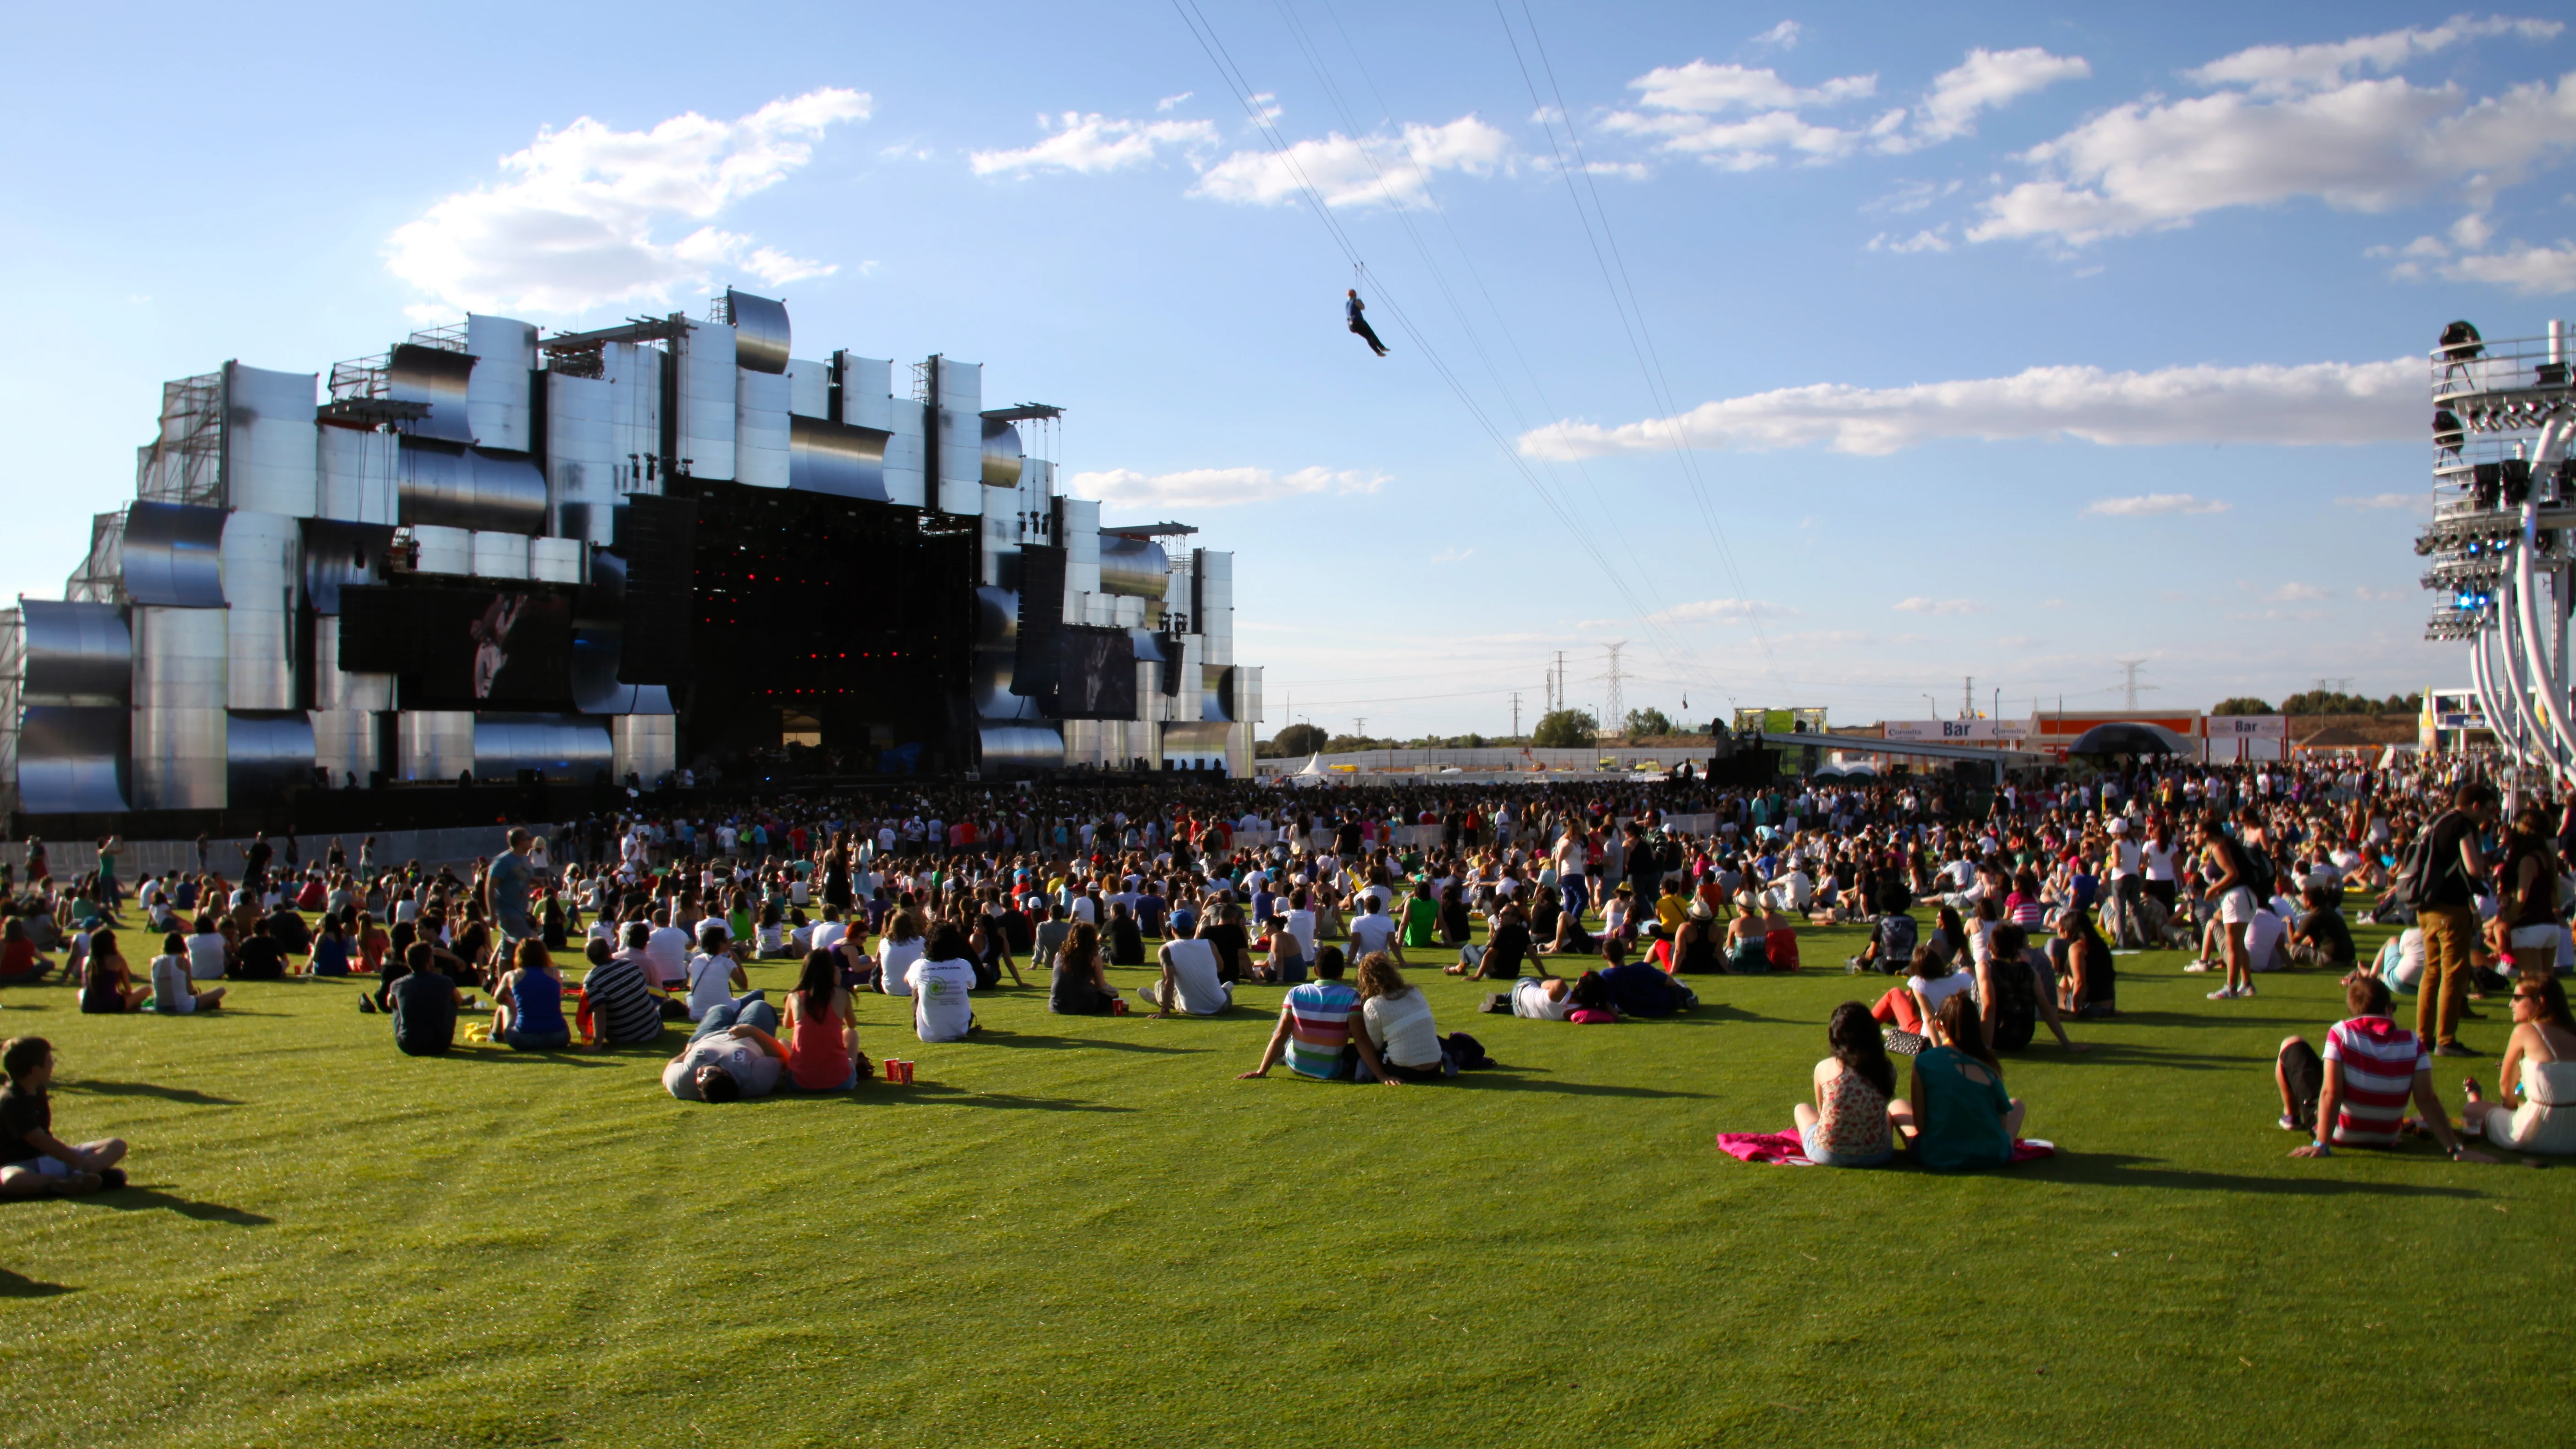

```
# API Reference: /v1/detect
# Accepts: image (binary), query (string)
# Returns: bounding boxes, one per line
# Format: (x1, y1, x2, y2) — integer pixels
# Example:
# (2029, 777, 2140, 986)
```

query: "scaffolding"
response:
(134, 371, 225, 507)
(64, 511, 126, 604)
(328, 352, 389, 401)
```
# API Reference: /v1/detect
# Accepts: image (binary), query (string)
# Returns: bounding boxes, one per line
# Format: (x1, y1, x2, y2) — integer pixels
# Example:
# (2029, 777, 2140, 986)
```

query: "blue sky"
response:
(6, 3, 2574, 736)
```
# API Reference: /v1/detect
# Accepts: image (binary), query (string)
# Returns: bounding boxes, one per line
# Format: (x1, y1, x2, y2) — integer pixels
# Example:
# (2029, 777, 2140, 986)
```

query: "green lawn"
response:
(1, 917, 2568, 1447)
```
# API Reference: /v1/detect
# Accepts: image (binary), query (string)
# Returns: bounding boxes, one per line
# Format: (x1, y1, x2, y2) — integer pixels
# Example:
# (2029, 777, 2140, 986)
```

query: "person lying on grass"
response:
(1238, 948, 1395, 1083)
(1787, 1002, 1897, 1168)
(2275, 972, 2495, 1162)
(663, 996, 789, 1102)
(1888, 994, 2025, 1171)
(2459, 969, 2576, 1154)
(0, 1036, 127, 1198)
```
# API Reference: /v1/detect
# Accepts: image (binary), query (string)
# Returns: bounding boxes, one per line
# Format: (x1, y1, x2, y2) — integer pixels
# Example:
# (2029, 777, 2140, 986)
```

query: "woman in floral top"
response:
(1792, 1001, 1897, 1166)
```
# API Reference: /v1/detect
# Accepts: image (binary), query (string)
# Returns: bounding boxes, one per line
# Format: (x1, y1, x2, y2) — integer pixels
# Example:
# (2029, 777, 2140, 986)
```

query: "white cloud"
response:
(1972, 24, 2576, 245)
(1909, 48, 2092, 144)
(385, 89, 869, 316)
(1066, 465, 1386, 509)
(1867, 227, 1952, 253)
(1430, 547, 1475, 564)
(2186, 17, 2562, 95)
(1518, 356, 2415, 459)
(1194, 116, 1510, 208)
(1600, 598, 1797, 628)
(1749, 21, 1801, 52)
(2269, 582, 2332, 601)
(2354, 585, 2411, 600)
(1157, 91, 1194, 113)
(1866, 178, 1964, 214)
(2442, 239, 2576, 292)
(2338, 492, 2426, 508)
(1893, 597, 1988, 615)
(970, 112, 1217, 177)
(2086, 494, 2233, 516)
(1627, 61, 1876, 114)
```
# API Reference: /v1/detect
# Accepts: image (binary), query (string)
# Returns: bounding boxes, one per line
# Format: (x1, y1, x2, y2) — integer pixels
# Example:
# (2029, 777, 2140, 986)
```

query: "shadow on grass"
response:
(439, 1049, 620, 1067)
(968, 1029, 1201, 1055)
(859, 1083, 1136, 1114)
(2032, 1152, 2486, 1199)
(2106, 1010, 2310, 1032)
(59, 1081, 242, 1106)
(0, 1268, 73, 1297)
(2061, 1043, 2267, 1072)
(1659, 1004, 1797, 1026)
(74, 1187, 274, 1225)
(1457, 1073, 1712, 1101)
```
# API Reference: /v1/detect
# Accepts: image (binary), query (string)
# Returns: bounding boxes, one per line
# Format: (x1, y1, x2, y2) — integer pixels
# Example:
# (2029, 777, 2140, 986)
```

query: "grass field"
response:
(0, 915, 2568, 1448)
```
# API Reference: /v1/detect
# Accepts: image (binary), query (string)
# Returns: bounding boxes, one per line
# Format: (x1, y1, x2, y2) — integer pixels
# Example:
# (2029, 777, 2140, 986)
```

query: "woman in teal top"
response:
(1894, 993, 2024, 1170)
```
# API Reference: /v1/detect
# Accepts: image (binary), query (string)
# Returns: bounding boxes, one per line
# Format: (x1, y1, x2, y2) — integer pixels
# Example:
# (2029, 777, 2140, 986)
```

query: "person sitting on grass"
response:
(781, 949, 867, 1091)
(1976, 923, 2084, 1055)
(1355, 953, 1451, 1083)
(2288, 884, 2358, 972)
(80, 928, 151, 1014)
(1786, 1001, 1897, 1167)
(877, 909, 927, 999)
(2051, 909, 2116, 1019)
(662, 995, 788, 1102)
(1239, 947, 1393, 1083)
(908, 921, 981, 1043)
(2276, 972, 2494, 1162)
(1848, 888, 1917, 976)
(0, 1037, 127, 1197)
(390, 942, 463, 1056)
(2458, 969, 2576, 1154)
(1049, 922, 1118, 1015)
(581, 933, 664, 1049)
(231, 916, 287, 982)
(1889, 994, 2025, 1171)
(1254, 911, 1307, 986)
(305, 914, 355, 978)
(1869, 943, 1973, 1056)
(1596, 939, 1696, 1018)
(685, 922, 756, 1022)
(1762, 900, 1801, 973)
(0, 916, 54, 985)
(1723, 894, 1770, 974)
(1142, 915, 1234, 1017)
(489, 938, 570, 1051)
(148, 932, 225, 1015)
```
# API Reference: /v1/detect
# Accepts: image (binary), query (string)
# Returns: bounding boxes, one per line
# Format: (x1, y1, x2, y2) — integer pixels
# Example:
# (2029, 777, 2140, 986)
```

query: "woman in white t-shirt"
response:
(907, 922, 980, 1043)
(1355, 953, 1449, 1082)
(877, 909, 927, 997)
(183, 916, 230, 982)
(684, 922, 754, 1022)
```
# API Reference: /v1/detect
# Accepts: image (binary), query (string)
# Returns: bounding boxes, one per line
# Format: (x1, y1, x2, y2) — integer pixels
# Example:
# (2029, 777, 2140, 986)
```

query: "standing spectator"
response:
(2411, 783, 2498, 1056)
(486, 827, 538, 946)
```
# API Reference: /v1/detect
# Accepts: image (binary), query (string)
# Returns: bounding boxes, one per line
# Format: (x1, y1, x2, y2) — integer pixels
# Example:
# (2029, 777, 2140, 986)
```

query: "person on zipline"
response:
(1346, 289, 1388, 356)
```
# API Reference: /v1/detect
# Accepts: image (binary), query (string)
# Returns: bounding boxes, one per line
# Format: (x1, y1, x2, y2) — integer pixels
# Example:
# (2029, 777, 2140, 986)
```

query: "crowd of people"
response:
(6, 754, 2572, 1193)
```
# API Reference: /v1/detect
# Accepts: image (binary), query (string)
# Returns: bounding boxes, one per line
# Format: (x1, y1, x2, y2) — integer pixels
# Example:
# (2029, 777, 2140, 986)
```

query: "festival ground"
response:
(1, 916, 2564, 1448)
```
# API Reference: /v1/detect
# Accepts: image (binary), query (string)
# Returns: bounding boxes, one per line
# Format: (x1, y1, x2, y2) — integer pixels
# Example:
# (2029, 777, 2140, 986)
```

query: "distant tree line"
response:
(2210, 691, 2422, 717)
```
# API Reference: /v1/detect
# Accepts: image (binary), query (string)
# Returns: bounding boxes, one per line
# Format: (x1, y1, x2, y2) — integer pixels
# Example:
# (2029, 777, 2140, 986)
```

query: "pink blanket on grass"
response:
(1713, 1132, 2057, 1167)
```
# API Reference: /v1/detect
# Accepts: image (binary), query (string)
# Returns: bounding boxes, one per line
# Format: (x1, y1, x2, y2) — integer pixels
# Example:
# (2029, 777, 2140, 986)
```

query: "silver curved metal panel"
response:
(546, 370, 618, 544)
(977, 724, 1063, 777)
(318, 424, 399, 524)
(397, 440, 548, 534)
(736, 368, 791, 488)
(131, 606, 227, 711)
(227, 709, 316, 804)
(725, 289, 791, 374)
(1201, 664, 1235, 723)
(471, 531, 529, 579)
(131, 701, 226, 810)
(976, 586, 1018, 650)
(398, 711, 476, 781)
(529, 538, 583, 584)
(389, 343, 476, 444)
(787, 415, 890, 500)
(301, 519, 394, 614)
(1099, 535, 1170, 599)
(311, 616, 394, 711)
(20, 601, 132, 707)
(121, 502, 228, 607)
(570, 550, 674, 716)
(310, 708, 378, 788)
(17, 706, 129, 813)
(982, 418, 1024, 487)
(219, 512, 300, 710)
(675, 322, 736, 480)
(409, 525, 472, 576)
(474, 714, 613, 783)
(222, 363, 319, 517)
(464, 315, 536, 451)
(611, 714, 676, 784)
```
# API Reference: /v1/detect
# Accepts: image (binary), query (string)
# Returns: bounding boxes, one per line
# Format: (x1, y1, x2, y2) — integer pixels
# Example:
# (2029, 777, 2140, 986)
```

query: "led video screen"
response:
(1055, 627, 1136, 720)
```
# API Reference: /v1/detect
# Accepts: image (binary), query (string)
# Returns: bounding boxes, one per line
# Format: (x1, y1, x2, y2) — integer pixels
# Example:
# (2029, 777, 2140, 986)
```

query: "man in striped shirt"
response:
(582, 924, 666, 1049)
(1237, 950, 1393, 1083)
(2276, 974, 2493, 1161)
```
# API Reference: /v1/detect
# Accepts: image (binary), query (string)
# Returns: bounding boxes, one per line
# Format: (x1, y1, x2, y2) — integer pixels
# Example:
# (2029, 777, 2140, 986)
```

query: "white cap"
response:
(2108, 819, 2130, 834)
